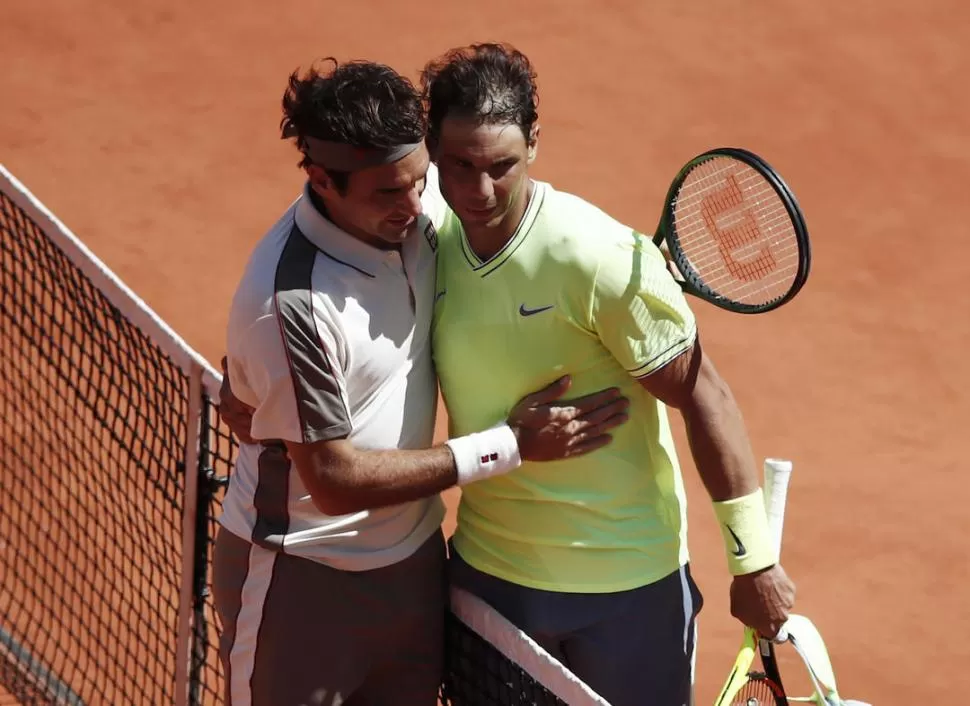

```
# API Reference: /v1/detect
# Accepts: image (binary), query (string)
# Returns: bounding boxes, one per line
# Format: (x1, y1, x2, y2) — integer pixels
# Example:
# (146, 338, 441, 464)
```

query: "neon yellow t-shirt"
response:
(432, 182, 698, 592)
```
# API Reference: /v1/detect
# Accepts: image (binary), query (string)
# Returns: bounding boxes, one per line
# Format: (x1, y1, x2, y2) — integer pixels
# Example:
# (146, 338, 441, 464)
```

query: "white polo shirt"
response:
(220, 167, 448, 571)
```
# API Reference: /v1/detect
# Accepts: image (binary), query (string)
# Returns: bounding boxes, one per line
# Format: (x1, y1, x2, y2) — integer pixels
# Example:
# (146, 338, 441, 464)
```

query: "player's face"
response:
(433, 116, 536, 231)
(311, 144, 430, 247)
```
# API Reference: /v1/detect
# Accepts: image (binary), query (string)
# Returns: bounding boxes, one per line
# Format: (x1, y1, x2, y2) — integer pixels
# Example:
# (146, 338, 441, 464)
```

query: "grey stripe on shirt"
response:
(273, 225, 352, 443)
(252, 443, 291, 549)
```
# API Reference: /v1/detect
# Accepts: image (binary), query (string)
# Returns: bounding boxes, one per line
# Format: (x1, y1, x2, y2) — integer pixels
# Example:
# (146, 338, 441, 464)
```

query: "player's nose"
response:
(402, 187, 423, 217)
(473, 173, 494, 200)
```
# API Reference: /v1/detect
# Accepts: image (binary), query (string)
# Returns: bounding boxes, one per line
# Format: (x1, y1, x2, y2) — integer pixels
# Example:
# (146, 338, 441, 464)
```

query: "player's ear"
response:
(308, 164, 339, 198)
(527, 124, 540, 165)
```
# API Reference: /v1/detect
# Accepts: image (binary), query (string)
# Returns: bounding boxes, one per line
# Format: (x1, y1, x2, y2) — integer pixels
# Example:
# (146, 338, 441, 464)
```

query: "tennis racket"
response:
(714, 458, 794, 706)
(652, 148, 811, 314)
(783, 614, 872, 706)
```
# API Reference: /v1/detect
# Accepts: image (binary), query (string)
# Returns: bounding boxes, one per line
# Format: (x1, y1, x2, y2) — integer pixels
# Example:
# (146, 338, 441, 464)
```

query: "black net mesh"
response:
(441, 611, 569, 706)
(0, 188, 189, 704)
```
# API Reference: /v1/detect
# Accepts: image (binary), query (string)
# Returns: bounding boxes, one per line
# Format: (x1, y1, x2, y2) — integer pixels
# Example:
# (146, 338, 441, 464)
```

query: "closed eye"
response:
(489, 159, 518, 178)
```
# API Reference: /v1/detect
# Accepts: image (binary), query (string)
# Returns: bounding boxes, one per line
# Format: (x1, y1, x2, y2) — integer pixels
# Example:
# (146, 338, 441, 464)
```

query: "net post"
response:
(188, 393, 218, 706)
(175, 363, 203, 706)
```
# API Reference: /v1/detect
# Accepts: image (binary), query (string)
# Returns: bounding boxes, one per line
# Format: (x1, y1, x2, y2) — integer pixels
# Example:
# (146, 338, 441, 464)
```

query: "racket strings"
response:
(733, 675, 785, 705)
(671, 158, 800, 305)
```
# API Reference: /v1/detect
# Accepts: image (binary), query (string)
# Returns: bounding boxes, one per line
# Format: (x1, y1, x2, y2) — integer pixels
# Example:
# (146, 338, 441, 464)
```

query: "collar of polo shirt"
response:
(294, 182, 391, 277)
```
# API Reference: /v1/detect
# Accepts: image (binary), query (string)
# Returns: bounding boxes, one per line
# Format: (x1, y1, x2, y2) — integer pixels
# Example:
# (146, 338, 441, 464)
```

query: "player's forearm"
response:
(290, 423, 522, 515)
(680, 372, 760, 502)
(297, 444, 458, 515)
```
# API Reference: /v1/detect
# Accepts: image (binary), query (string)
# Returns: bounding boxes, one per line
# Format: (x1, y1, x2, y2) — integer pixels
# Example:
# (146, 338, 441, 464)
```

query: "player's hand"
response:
(218, 356, 257, 445)
(507, 376, 630, 461)
(657, 240, 686, 283)
(730, 564, 796, 639)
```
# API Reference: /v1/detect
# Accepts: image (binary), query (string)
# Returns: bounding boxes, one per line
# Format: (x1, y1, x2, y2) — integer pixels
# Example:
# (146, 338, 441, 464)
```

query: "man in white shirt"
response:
(213, 58, 629, 706)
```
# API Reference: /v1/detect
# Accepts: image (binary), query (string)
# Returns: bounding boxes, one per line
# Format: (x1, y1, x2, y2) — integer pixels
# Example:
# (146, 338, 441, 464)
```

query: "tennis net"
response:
(0, 164, 609, 706)
(0, 164, 231, 706)
(443, 587, 610, 706)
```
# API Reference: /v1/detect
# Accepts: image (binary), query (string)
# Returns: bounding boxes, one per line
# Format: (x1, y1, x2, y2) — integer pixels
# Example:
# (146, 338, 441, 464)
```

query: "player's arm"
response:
(637, 338, 757, 502)
(636, 340, 795, 638)
(588, 230, 763, 503)
(283, 376, 627, 516)
(590, 230, 794, 638)
(219, 354, 629, 517)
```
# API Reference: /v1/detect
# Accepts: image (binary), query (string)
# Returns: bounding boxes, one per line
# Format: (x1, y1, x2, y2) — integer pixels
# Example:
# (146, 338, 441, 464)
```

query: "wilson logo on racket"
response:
(700, 173, 776, 282)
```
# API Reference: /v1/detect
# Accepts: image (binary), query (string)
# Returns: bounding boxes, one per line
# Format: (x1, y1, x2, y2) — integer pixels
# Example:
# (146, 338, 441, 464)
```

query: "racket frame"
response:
(653, 147, 812, 314)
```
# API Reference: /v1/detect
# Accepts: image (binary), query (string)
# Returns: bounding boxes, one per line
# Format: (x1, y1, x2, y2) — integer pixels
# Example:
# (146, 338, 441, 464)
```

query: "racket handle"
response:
(762, 460, 794, 645)
(763, 458, 793, 558)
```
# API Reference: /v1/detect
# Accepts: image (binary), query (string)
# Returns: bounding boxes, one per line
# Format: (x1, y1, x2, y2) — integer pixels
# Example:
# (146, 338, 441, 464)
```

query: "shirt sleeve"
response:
(227, 304, 352, 445)
(590, 230, 698, 378)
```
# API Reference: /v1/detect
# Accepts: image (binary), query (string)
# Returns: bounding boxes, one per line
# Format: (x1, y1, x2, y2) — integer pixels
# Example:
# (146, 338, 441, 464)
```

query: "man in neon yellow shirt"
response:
(423, 43, 796, 705)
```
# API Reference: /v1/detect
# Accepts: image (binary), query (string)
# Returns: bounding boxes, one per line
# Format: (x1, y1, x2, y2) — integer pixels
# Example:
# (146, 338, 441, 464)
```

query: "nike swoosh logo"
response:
(726, 525, 746, 557)
(519, 303, 554, 317)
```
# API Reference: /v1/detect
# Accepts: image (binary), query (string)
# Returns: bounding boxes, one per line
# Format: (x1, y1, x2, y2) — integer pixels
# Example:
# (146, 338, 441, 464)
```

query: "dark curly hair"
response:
(421, 43, 539, 149)
(281, 58, 427, 188)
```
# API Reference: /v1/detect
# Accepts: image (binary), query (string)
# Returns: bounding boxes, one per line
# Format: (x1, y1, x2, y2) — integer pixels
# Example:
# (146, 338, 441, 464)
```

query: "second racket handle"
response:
(763, 457, 793, 558)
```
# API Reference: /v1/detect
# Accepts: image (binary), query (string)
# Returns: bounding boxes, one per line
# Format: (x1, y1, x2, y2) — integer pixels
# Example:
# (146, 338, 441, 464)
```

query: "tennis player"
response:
(213, 59, 629, 706)
(423, 43, 797, 706)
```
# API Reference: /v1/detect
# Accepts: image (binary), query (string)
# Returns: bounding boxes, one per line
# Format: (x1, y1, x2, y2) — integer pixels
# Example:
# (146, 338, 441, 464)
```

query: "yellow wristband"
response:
(712, 488, 776, 576)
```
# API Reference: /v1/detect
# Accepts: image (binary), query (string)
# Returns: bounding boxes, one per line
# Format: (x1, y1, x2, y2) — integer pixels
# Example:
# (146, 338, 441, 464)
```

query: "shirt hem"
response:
(218, 500, 445, 573)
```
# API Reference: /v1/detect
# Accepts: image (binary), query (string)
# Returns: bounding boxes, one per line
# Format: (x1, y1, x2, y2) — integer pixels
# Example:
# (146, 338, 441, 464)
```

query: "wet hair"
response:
(280, 58, 427, 190)
(421, 43, 539, 149)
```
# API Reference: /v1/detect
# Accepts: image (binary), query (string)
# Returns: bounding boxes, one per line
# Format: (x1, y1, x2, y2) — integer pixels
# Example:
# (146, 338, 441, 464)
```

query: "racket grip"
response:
(763, 458, 793, 558)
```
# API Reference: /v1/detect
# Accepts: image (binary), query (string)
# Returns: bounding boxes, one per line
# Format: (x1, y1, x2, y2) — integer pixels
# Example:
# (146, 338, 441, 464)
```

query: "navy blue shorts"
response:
(448, 548, 703, 706)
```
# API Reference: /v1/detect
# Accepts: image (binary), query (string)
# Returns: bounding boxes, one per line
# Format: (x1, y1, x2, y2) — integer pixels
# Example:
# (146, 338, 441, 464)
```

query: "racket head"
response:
(714, 627, 759, 705)
(655, 148, 811, 314)
(729, 672, 788, 705)
(785, 614, 841, 698)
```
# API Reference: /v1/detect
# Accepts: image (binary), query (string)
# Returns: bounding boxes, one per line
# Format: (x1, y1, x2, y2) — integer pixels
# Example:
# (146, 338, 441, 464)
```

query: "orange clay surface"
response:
(3, 0, 970, 703)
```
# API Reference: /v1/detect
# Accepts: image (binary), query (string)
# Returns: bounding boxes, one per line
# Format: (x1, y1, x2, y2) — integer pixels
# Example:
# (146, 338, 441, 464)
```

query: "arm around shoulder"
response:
(279, 377, 631, 516)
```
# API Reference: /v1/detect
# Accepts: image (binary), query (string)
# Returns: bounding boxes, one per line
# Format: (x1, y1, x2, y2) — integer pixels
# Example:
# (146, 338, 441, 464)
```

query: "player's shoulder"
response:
(535, 183, 656, 263)
(229, 198, 301, 327)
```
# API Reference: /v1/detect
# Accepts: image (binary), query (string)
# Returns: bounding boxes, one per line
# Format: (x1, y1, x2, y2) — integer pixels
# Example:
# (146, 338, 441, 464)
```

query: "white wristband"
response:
(445, 423, 522, 487)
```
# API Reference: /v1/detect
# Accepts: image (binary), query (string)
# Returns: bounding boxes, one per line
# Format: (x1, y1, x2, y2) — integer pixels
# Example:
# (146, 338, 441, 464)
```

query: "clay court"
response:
(2, 0, 969, 703)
